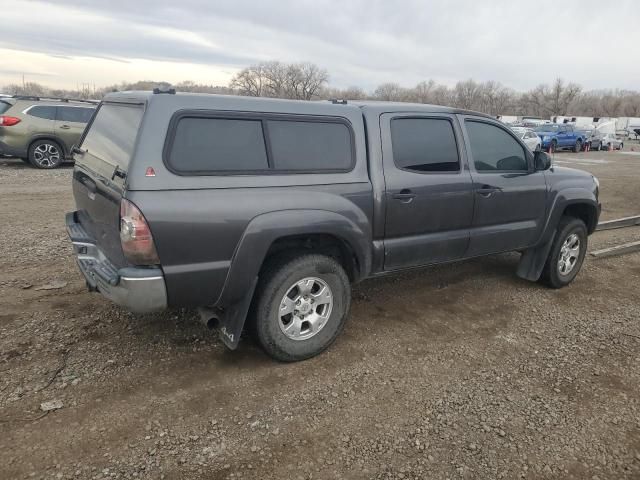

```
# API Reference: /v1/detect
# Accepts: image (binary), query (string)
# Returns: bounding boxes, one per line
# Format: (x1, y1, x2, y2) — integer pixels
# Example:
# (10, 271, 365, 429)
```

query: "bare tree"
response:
(374, 82, 405, 101)
(230, 63, 268, 97)
(5, 66, 640, 119)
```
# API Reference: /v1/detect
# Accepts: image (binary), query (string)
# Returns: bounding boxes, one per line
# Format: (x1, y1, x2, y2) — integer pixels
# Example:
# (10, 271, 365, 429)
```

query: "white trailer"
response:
(617, 117, 640, 138)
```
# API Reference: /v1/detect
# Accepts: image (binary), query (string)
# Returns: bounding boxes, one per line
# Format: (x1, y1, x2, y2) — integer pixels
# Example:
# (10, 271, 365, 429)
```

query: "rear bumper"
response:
(66, 211, 167, 313)
(0, 139, 27, 158)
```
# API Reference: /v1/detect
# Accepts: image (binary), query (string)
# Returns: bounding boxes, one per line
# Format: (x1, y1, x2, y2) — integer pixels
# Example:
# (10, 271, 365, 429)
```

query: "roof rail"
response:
(11, 95, 99, 105)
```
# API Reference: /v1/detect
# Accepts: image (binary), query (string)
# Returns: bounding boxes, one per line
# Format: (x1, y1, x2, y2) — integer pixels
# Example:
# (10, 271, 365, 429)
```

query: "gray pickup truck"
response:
(66, 90, 601, 361)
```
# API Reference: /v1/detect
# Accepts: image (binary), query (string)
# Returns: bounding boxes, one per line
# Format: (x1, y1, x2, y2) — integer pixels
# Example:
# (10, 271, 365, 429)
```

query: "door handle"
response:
(59, 124, 71, 130)
(476, 185, 500, 197)
(392, 189, 416, 203)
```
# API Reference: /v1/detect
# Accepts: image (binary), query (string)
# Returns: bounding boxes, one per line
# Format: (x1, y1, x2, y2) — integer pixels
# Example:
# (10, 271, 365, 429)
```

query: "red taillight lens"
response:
(120, 199, 160, 265)
(0, 116, 21, 127)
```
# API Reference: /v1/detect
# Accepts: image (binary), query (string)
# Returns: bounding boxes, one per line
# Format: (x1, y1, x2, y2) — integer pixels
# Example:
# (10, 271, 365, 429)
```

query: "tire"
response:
(607, 143, 612, 152)
(253, 254, 351, 362)
(619, 143, 624, 150)
(20, 157, 30, 164)
(548, 140, 557, 154)
(540, 217, 588, 289)
(28, 139, 64, 169)
(573, 139, 582, 152)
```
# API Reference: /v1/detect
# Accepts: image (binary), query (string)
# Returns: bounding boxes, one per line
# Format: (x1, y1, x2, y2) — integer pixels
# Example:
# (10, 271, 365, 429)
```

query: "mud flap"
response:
(217, 277, 258, 350)
(516, 231, 556, 281)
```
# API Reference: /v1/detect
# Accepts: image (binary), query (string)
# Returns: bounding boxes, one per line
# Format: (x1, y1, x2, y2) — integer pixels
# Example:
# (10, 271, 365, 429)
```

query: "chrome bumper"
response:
(66, 212, 167, 313)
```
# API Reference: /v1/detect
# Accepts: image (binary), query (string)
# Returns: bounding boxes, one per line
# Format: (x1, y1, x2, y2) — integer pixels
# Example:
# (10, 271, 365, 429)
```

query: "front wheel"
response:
(253, 254, 351, 362)
(540, 217, 588, 288)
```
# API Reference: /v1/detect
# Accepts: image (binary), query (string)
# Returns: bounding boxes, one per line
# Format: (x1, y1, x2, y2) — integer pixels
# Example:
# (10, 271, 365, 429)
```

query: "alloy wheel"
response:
(557, 233, 580, 276)
(278, 277, 333, 341)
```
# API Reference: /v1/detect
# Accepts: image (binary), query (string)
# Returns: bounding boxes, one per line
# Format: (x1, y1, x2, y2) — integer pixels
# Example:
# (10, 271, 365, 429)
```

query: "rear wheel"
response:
(573, 139, 582, 152)
(540, 217, 587, 288)
(28, 139, 63, 169)
(253, 254, 351, 362)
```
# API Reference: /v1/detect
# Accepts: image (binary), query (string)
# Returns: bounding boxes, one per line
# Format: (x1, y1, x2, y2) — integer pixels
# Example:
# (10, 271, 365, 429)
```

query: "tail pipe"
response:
(197, 307, 220, 330)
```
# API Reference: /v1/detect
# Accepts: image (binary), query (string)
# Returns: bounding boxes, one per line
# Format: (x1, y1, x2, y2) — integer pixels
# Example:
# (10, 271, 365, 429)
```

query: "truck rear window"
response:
(79, 103, 143, 170)
(166, 114, 354, 174)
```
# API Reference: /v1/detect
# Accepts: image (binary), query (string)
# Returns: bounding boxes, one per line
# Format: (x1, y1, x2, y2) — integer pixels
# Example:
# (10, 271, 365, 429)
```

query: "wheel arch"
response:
(28, 135, 67, 158)
(218, 209, 372, 308)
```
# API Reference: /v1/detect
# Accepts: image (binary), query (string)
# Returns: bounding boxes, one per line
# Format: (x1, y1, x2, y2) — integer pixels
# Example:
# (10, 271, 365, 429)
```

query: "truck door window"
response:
(390, 118, 460, 173)
(465, 121, 528, 172)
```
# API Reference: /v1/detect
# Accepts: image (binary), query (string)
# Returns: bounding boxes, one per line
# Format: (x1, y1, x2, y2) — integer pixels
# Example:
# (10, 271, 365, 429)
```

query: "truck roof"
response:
(102, 91, 494, 119)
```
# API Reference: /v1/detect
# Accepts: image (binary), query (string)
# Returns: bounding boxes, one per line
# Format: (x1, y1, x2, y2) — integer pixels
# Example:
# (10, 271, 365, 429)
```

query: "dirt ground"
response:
(1, 148, 639, 480)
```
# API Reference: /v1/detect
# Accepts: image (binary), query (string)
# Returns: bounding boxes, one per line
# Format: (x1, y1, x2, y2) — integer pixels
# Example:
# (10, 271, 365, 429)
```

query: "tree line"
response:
(3, 61, 640, 118)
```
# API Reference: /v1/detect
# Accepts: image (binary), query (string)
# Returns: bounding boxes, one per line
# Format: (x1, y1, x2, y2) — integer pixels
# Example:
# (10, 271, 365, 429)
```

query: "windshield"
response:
(535, 124, 559, 132)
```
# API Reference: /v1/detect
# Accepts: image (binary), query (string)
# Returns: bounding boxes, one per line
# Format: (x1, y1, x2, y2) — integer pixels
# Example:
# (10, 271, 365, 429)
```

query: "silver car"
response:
(511, 127, 542, 152)
(590, 133, 624, 151)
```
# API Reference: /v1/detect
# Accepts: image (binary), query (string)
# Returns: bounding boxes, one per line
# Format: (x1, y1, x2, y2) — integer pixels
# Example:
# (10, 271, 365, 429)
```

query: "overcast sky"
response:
(1, 0, 639, 92)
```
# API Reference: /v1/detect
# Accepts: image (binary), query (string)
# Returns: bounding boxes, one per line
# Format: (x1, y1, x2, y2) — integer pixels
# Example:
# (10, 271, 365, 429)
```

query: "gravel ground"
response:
(0, 149, 639, 480)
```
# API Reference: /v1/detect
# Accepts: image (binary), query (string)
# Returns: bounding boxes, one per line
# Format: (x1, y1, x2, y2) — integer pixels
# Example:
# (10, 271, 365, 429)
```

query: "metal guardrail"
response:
(595, 215, 640, 231)
(590, 241, 640, 258)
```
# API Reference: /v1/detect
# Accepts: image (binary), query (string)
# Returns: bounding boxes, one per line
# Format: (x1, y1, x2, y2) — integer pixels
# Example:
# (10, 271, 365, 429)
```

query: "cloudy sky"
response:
(1, 0, 639, 92)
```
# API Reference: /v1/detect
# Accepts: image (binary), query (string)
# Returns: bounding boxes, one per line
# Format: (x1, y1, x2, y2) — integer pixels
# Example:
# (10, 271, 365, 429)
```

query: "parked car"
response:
(589, 133, 624, 151)
(511, 127, 542, 152)
(534, 124, 587, 153)
(0, 96, 97, 168)
(67, 91, 601, 361)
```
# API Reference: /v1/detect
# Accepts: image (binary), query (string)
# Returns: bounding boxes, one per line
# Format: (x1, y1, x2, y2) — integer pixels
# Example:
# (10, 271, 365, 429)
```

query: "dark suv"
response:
(0, 96, 97, 168)
(67, 91, 601, 361)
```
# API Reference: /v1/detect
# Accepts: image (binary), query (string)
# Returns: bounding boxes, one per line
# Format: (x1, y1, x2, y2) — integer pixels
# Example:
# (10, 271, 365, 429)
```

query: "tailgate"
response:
(71, 102, 144, 268)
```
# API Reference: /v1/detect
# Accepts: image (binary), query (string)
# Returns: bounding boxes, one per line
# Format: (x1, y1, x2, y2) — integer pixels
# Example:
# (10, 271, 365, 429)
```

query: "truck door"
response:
(459, 116, 547, 256)
(381, 113, 474, 270)
(556, 125, 571, 147)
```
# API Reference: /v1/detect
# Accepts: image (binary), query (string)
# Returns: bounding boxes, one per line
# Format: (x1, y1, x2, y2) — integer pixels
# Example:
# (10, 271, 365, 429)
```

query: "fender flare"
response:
(212, 209, 372, 349)
(219, 209, 371, 306)
(517, 188, 598, 281)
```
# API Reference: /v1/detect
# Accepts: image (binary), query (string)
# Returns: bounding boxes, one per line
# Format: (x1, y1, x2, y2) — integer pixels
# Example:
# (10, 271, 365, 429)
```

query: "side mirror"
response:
(534, 150, 552, 171)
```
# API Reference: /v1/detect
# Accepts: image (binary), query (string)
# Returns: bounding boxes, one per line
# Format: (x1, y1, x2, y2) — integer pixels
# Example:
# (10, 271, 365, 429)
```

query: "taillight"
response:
(0, 116, 21, 126)
(120, 199, 160, 265)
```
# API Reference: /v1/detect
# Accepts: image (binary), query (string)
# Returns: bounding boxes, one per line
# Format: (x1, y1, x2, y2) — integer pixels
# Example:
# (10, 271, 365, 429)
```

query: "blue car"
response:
(534, 124, 587, 153)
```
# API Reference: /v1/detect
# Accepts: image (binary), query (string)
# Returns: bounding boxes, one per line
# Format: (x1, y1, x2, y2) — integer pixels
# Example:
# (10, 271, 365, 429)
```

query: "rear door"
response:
(381, 113, 474, 270)
(72, 102, 144, 267)
(460, 116, 547, 256)
(55, 106, 95, 153)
